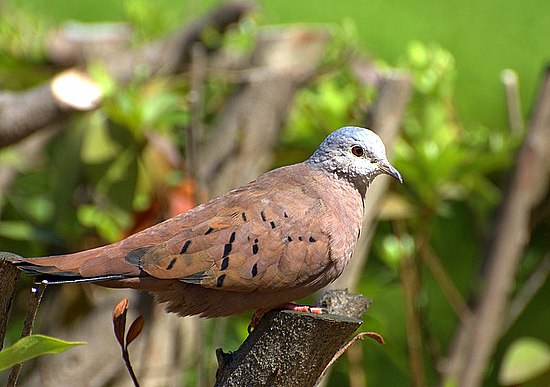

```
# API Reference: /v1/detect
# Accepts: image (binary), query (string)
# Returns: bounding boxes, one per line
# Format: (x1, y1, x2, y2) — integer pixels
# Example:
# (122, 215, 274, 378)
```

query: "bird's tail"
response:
(1, 246, 142, 285)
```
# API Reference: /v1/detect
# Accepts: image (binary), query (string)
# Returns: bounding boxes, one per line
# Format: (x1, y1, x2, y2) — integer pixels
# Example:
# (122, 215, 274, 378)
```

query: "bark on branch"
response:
(0, 255, 20, 350)
(215, 290, 372, 386)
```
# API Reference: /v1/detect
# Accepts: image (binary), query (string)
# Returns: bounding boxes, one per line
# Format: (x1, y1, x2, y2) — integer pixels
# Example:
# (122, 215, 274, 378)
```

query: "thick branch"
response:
(0, 255, 20, 350)
(0, 86, 70, 148)
(444, 66, 550, 387)
(215, 290, 371, 386)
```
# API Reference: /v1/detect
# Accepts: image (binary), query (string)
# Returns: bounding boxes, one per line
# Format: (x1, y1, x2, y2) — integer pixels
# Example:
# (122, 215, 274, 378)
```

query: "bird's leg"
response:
(280, 303, 327, 314)
(248, 303, 328, 332)
(248, 308, 268, 333)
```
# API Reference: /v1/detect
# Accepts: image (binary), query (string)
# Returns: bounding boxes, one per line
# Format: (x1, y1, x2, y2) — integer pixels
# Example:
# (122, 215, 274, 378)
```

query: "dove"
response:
(5, 126, 401, 319)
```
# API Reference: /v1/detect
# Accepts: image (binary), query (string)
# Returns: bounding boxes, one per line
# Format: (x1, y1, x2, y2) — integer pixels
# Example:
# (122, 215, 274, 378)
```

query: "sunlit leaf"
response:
(0, 335, 85, 371)
(499, 337, 550, 385)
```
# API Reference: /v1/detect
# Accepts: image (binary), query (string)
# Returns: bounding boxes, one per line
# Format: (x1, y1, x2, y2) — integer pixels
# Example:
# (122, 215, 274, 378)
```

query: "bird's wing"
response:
(136, 173, 333, 292)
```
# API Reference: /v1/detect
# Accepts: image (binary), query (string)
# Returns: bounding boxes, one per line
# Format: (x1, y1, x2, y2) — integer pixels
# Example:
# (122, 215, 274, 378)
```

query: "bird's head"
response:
(306, 126, 402, 194)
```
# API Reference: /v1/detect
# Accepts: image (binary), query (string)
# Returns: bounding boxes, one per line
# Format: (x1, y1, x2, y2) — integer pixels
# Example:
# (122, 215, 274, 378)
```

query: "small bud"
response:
(113, 298, 129, 347)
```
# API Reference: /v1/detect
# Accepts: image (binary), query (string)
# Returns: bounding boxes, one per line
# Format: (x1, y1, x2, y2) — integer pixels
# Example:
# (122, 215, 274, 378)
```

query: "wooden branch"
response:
(443, 66, 550, 387)
(0, 1, 253, 148)
(215, 290, 372, 386)
(0, 255, 20, 350)
(0, 85, 70, 148)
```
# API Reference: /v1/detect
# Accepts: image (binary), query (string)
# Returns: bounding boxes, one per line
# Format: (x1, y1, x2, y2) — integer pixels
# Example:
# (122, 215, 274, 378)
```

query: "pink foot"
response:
(280, 303, 326, 314)
(248, 303, 327, 332)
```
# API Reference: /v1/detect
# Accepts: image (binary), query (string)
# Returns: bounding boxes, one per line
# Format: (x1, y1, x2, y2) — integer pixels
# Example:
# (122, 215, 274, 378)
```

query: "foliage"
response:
(498, 337, 550, 386)
(0, 335, 85, 371)
(1, 1, 548, 386)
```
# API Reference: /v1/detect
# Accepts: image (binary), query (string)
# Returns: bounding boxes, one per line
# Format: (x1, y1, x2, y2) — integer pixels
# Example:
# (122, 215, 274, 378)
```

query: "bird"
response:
(4, 126, 401, 319)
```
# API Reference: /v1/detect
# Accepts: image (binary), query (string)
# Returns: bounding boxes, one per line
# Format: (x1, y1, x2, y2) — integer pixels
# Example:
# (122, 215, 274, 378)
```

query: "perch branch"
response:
(215, 290, 373, 386)
(0, 254, 20, 350)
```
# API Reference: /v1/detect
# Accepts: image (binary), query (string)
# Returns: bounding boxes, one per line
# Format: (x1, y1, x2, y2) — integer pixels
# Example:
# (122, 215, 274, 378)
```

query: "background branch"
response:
(443, 65, 550, 387)
(0, 1, 253, 148)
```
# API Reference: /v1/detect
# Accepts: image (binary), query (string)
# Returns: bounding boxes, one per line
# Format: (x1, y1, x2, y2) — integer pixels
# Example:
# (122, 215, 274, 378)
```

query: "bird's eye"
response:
(351, 146, 364, 157)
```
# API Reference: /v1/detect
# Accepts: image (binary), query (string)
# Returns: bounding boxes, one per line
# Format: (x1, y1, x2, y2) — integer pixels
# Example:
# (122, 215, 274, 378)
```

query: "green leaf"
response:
(0, 335, 85, 371)
(499, 337, 550, 385)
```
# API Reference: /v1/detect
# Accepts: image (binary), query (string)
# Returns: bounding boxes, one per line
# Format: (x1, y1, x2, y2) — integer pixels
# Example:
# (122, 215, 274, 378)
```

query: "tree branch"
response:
(215, 290, 372, 386)
(0, 1, 253, 148)
(0, 254, 20, 350)
(443, 65, 550, 387)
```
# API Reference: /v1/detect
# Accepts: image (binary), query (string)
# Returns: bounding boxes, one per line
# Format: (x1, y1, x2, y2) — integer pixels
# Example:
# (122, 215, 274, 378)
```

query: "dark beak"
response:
(377, 160, 403, 183)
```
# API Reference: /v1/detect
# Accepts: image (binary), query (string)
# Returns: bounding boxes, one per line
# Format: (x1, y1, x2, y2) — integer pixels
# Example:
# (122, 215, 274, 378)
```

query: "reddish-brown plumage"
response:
(6, 126, 401, 318)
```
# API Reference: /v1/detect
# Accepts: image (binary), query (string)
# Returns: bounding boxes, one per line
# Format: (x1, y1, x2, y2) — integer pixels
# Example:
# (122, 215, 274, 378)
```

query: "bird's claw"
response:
(247, 303, 328, 333)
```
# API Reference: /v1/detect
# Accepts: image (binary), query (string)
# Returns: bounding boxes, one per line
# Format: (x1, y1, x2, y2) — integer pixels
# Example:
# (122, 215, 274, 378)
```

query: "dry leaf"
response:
(112, 298, 129, 347)
(126, 315, 144, 347)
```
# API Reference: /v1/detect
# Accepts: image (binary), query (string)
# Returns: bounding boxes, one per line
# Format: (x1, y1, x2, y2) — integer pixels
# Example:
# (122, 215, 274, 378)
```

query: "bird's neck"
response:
(305, 159, 369, 200)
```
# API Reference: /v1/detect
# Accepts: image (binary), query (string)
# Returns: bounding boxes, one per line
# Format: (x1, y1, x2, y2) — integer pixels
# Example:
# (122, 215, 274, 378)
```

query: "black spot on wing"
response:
(221, 257, 229, 270)
(205, 227, 213, 235)
(216, 274, 226, 287)
(251, 263, 258, 277)
(242, 212, 247, 221)
(180, 240, 191, 254)
(270, 221, 276, 229)
(229, 232, 236, 243)
(252, 244, 259, 255)
(309, 236, 317, 243)
(166, 258, 177, 270)
(284, 211, 289, 218)
(223, 243, 232, 258)
(260, 211, 266, 221)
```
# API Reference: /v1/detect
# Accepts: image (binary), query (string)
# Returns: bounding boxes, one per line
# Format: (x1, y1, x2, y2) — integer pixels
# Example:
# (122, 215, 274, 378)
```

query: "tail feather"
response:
(38, 274, 133, 285)
(1, 246, 142, 284)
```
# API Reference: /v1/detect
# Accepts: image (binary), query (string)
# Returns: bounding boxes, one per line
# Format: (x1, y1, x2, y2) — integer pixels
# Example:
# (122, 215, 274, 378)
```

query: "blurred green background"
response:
(11, 0, 550, 128)
(1, 0, 549, 386)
